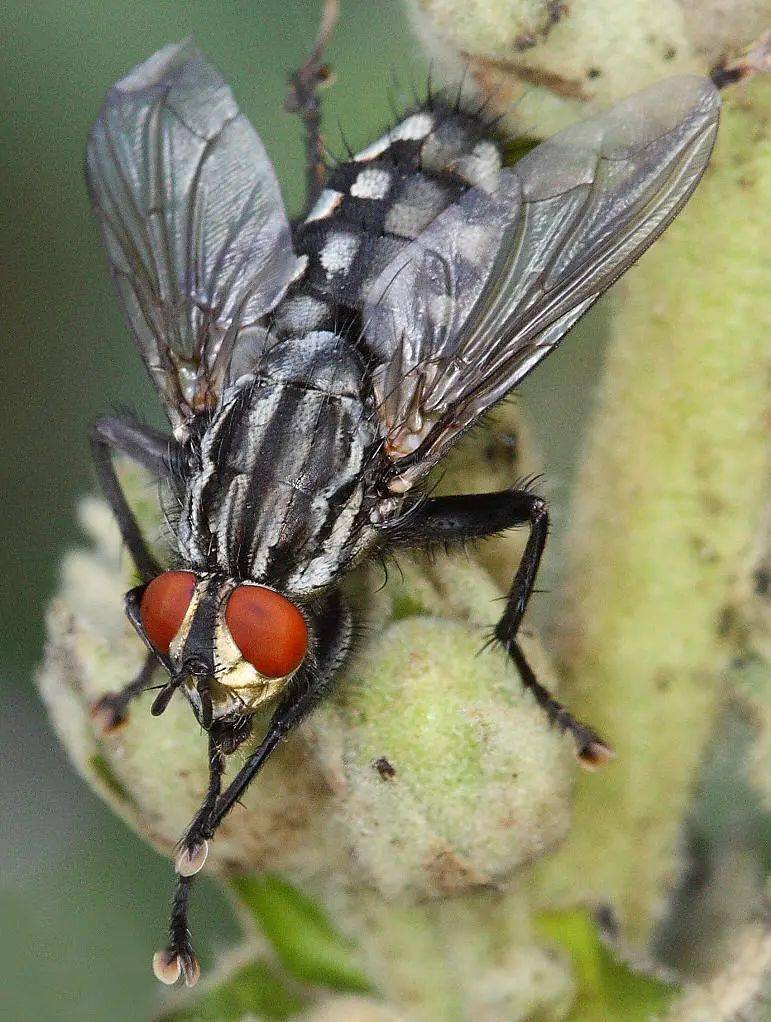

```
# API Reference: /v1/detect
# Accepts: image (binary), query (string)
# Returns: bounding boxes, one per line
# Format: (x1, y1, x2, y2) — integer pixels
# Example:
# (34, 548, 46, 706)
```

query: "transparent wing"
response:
(364, 75, 720, 491)
(86, 41, 301, 426)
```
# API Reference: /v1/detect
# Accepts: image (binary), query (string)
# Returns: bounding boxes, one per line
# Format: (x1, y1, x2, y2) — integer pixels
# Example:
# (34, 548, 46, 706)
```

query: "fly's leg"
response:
(383, 488, 613, 766)
(153, 736, 226, 987)
(90, 416, 180, 721)
(91, 652, 158, 733)
(90, 415, 179, 582)
(285, 0, 339, 215)
(506, 640, 610, 765)
(154, 593, 353, 986)
(173, 736, 226, 878)
(153, 876, 198, 987)
(194, 593, 350, 851)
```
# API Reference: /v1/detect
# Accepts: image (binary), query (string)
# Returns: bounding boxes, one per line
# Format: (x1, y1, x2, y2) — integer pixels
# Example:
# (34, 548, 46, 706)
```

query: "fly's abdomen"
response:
(177, 332, 378, 594)
(272, 100, 502, 338)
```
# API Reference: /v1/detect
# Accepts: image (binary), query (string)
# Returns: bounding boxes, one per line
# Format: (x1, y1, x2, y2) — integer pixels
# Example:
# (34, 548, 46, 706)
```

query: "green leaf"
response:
(155, 957, 304, 1021)
(536, 909, 679, 1022)
(229, 874, 373, 994)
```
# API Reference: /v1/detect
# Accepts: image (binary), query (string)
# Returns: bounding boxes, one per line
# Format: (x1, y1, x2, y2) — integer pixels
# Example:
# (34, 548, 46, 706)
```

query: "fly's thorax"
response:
(176, 332, 381, 595)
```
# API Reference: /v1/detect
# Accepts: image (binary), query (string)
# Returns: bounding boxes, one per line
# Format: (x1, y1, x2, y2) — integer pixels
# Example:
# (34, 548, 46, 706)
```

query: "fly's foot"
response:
(507, 641, 614, 770)
(152, 944, 200, 988)
(553, 709, 614, 770)
(575, 734, 615, 771)
(174, 838, 209, 877)
(90, 693, 129, 734)
(155, 874, 200, 986)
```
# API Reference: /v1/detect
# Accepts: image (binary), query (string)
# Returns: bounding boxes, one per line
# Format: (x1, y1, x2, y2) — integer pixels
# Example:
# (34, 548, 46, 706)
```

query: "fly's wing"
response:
(86, 42, 301, 427)
(364, 76, 720, 492)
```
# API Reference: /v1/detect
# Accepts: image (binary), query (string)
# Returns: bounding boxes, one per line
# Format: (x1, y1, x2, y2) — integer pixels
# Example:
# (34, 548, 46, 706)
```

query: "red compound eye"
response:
(225, 585, 308, 678)
(139, 571, 197, 654)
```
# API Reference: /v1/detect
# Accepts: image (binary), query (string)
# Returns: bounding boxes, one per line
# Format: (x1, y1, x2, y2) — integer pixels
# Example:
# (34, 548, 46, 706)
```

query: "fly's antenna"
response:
(150, 671, 186, 717)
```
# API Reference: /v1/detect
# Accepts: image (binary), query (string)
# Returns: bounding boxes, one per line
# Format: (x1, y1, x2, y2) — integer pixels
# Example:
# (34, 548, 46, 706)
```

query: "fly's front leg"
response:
(91, 652, 158, 733)
(209, 592, 351, 837)
(90, 415, 181, 723)
(384, 488, 612, 766)
(90, 415, 178, 582)
(152, 736, 227, 987)
(174, 736, 226, 878)
(154, 592, 353, 986)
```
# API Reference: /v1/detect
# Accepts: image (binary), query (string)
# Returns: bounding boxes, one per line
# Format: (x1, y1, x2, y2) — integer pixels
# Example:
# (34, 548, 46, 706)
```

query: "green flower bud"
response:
(406, 0, 767, 134)
(331, 617, 572, 899)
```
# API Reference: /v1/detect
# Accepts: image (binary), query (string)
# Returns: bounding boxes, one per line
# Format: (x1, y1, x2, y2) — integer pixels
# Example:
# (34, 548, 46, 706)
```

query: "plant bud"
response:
(331, 616, 573, 899)
(406, 0, 766, 135)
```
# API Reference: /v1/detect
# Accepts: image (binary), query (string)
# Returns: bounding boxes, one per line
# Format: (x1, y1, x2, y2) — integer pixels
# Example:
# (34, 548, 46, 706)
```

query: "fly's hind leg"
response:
(382, 487, 613, 767)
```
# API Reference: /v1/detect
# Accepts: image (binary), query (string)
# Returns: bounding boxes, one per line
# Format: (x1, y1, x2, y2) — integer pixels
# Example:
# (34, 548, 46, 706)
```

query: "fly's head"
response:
(125, 571, 309, 744)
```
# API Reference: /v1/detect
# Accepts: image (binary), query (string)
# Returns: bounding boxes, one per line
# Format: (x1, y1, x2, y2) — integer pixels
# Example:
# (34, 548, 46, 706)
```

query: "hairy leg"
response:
(90, 416, 182, 722)
(90, 414, 178, 581)
(382, 488, 612, 765)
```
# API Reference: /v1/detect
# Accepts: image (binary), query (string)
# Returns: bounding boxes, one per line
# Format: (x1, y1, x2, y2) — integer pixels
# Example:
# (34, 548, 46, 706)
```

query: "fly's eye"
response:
(225, 585, 308, 678)
(139, 571, 197, 654)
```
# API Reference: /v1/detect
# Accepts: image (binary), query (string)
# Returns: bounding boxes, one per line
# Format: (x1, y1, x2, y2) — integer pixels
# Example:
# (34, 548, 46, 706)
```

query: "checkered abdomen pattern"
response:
(272, 102, 502, 340)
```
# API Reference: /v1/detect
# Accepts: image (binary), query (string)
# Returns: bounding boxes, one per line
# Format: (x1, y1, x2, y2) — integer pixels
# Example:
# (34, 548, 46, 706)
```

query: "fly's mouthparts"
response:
(196, 678, 214, 729)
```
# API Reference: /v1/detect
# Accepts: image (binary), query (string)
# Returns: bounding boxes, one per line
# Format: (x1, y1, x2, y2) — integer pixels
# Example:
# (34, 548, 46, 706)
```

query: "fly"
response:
(84, 24, 720, 986)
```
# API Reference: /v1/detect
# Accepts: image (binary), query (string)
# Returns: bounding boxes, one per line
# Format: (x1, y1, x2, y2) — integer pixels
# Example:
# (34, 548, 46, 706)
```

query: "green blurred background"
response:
(0, 2, 609, 1019)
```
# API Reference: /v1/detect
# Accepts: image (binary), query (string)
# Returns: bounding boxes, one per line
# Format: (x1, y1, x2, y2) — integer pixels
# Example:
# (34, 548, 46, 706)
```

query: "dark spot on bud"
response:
(587, 68, 602, 79)
(373, 756, 396, 780)
(655, 669, 673, 693)
(716, 604, 737, 637)
(664, 46, 677, 61)
(547, 1, 568, 27)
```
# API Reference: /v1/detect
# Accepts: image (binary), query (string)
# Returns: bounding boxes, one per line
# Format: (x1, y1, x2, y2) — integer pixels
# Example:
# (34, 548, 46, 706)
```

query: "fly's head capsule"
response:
(126, 572, 310, 727)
